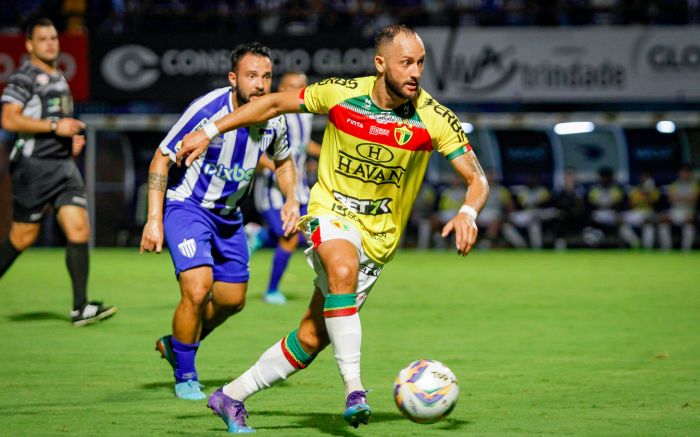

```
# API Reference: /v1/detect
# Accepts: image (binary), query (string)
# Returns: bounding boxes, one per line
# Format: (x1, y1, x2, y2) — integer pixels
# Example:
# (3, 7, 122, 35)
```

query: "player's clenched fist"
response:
(176, 129, 209, 167)
(140, 219, 164, 254)
(55, 117, 85, 137)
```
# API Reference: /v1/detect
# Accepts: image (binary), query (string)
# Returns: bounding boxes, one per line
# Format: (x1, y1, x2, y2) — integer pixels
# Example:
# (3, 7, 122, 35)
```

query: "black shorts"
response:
(10, 157, 87, 223)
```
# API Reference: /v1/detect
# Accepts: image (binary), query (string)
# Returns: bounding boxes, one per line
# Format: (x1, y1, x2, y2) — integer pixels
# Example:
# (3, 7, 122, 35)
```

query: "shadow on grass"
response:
(139, 379, 232, 390)
(6, 311, 68, 322)
(175, 409, 470, 436)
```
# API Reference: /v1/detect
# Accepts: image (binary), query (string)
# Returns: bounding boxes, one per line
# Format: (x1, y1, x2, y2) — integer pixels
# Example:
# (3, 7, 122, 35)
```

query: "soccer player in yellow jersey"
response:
(177, 24, 489, 432)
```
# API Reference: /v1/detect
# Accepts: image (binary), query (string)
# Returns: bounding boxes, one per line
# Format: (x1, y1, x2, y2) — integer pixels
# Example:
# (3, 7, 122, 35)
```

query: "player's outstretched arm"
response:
(441, 151, 489, 256)
(140, 150, 172, 254)
(274, 156, 300, 237)
(1, 103, 85, 137)
(176, 91, 302, 167)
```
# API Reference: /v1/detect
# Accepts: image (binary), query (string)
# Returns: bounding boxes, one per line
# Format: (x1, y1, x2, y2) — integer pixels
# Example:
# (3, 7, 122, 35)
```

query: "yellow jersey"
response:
(300, 76, 471, 264)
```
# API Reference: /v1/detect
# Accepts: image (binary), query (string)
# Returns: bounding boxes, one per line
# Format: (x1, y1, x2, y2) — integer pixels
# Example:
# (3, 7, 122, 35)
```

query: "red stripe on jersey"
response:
(329, 105, 432, 152)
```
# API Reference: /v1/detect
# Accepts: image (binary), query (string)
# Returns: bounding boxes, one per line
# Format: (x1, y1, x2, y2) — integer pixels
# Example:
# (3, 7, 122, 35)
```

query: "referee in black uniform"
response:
(0, 18, 117, 326)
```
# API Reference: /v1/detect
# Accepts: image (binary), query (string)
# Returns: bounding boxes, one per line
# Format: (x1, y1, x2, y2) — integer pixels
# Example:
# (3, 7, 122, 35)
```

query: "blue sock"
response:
(267, 246, 292, 292)
(170, 336, 200, 383)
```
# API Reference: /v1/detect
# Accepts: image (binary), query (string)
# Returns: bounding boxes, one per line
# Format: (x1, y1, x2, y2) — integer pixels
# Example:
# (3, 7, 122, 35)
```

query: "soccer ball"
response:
(393, 359, 459, 424)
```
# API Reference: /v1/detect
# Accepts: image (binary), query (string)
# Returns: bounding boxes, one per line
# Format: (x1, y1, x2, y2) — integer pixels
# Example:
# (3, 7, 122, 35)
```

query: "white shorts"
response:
(302, 215, 383, 310)
(668, 208, 695, 225)
(622, 210, 654, 227)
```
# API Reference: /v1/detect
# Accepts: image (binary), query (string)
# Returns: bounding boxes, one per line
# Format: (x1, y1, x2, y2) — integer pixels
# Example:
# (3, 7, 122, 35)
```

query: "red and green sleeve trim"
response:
(280, 328, 315, 369)
(446, 144, 472, 160)
(299, 88, 308, 112)
(323, 293, 358, 318)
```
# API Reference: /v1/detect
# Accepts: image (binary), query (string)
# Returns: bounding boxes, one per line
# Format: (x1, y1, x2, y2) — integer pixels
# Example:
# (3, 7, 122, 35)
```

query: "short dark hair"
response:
(230, 42, 272, 73)
(26, 18, 55, 40)
(374, 24, 417, 52)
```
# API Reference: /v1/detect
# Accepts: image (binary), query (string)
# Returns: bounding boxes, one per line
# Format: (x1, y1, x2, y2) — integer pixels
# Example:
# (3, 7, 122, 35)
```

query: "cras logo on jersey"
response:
(333, 191, 392, 216)
(419, 98, 467, 144)
(202, 163, 255, 182)
(317, 77, 359, 89)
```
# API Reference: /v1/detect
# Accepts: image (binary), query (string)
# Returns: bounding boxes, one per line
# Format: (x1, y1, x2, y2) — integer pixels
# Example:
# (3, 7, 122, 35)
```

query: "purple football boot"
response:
(208, 388, 255, 434)
(343, 390, 371, 428)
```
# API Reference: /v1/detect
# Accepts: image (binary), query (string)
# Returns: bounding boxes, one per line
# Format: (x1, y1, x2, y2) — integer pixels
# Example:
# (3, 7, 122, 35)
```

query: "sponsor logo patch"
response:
(202, 163, 255, 182)
(336, 150, 405, 186)
(347, 118, 364, 129)
(356, 143, 394, 163)
(369, 125, 390, 136)
(333, 191, 392, 215)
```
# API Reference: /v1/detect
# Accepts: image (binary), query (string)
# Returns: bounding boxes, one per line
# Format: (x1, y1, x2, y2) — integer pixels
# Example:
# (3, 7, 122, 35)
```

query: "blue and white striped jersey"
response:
(159, 87, 290, 216)
(254, 112, 313, 211)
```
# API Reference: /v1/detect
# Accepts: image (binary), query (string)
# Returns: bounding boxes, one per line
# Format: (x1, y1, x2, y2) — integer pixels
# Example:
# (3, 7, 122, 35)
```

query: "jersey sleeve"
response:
(1, 70, 33, 107)
(265, 116, 291, 161)
(157, 90, 224, 161)
(431, 105, 472, 160)
(299, 77, 360, 114)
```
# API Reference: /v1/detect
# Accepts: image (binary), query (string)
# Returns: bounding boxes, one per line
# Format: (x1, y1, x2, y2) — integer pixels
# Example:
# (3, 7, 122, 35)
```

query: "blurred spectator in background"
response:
(432, 172, 467, 249)
(508, 173, 554, 249)
(410, 180, 438, 250)
(585, 167, 625, 247)
(659, 164, 699, 251)
(551, 168, 586, 250)
(475, 169, 517, 249)
(620, 171, 659, 249)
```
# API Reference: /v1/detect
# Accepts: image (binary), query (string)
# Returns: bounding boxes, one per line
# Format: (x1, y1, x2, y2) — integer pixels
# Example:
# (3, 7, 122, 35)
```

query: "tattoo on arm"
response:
(148, 172, 167, 192)
(466, 151, 485, 176)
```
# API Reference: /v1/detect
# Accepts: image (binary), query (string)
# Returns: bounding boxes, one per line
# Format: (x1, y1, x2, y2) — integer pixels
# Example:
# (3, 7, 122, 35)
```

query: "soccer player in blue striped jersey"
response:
(139, 43, 299, 401)
(252, 71, 321, 304)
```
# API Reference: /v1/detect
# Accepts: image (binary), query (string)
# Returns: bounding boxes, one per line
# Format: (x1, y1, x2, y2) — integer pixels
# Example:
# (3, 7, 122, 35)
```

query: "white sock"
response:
(223, 330, 313, 401)
(324, 293, 364, 396)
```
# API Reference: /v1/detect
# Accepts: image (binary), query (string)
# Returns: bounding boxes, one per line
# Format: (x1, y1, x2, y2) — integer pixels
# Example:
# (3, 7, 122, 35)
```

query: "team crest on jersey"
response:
(330, 219, 350, 231)
(394, 125, 413, 145)
(178, 238, 197, 258)
(36, 74, 49, 86)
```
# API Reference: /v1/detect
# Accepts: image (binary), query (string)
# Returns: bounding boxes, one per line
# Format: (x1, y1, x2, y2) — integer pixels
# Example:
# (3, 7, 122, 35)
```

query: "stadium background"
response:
(0, 2, 699, 436)
(1, 1, 699, 250)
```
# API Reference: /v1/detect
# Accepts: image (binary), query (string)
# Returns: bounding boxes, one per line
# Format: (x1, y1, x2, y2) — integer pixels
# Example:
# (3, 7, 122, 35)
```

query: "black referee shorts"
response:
(10, 157, 88, 223)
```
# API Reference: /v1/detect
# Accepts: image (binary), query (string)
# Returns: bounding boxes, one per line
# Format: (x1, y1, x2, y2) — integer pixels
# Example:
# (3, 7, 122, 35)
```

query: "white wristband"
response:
(459, 205, 478, 220)
(203, 122, 220, 140)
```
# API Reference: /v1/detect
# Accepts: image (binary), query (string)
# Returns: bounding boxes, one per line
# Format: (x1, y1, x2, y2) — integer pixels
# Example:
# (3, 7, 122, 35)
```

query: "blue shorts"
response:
(260, 203, 308, 239)
(164, 202, 249, 283)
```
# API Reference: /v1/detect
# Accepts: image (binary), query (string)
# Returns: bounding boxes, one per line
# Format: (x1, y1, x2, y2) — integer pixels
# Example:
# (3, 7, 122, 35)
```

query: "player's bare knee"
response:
(180, 285, 212, 309)
(218, 296, 246, 315)
(327, 262, 358, 291)
(9, 226, 39, 251)
(64, 220, 90, 243)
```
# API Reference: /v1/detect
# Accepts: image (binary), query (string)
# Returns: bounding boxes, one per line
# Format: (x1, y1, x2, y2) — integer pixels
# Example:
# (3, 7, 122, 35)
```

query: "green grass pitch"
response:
(1, 249, 698, 436)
